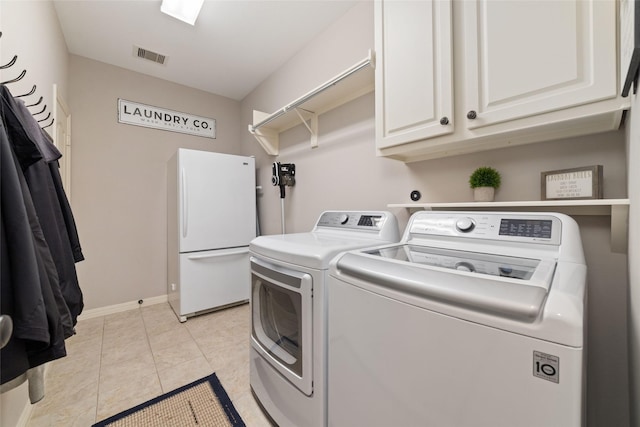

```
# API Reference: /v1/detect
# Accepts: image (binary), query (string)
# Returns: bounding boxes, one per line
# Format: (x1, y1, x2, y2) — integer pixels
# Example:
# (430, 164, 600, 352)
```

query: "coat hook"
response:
(25, 96, 43, 107)
(36, 112, 51, 123)
(0, 69, 26, 85)
(16, 85, 36, 98)
(32, 104, 47, 116)
(0, 55, 17, 69)
(41, 118, 55, 129)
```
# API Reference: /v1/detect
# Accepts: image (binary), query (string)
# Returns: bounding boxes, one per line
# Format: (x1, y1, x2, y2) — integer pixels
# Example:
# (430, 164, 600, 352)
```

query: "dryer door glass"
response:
(257, 280, 302, 374)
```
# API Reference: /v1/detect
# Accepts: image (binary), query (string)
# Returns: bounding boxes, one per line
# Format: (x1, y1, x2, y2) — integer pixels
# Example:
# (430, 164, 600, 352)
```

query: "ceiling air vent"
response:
(134, 46, 167, 65)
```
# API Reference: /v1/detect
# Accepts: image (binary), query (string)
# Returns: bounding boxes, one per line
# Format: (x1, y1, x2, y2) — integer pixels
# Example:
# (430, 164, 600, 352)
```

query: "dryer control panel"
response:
(314, 211, 400, 242)
(317, 211, 387, 230)
(408, 212, 562, 245)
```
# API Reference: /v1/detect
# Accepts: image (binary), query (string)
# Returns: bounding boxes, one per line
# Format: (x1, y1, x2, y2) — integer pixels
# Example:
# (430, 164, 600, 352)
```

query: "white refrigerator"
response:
(167, 148, 256, 322)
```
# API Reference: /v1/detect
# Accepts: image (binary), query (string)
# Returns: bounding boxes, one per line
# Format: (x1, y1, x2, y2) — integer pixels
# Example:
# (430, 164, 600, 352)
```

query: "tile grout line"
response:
(167, 310, 216, 387)
(93, 315, 106, 425)
(95, 307, 151, 421)
(139, 306, 164, 393)
(184, 318, 215, 374)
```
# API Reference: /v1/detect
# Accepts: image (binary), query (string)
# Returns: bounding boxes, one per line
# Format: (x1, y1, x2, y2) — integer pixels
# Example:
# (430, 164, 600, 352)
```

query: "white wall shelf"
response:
(248, 50, 375, 156)
(388, 199, 630, 253)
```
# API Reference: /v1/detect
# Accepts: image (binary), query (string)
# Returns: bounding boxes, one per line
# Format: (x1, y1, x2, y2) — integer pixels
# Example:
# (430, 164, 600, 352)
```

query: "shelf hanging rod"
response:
(250, 52, 374, 132)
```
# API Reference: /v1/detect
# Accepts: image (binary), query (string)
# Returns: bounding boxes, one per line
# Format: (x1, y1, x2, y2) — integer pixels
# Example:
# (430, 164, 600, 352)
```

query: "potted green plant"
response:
(469, 166, 501, 202)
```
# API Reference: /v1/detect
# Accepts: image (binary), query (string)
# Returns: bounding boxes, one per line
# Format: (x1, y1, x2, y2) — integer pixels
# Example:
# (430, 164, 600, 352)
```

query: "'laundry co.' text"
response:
(117, 99, 216, 139)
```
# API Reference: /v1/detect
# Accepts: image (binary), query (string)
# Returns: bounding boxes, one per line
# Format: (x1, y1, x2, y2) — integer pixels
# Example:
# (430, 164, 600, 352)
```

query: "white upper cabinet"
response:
(375, 0, 629, 162)
(375, 0, 453, 149)
(463, 0, 616, 128)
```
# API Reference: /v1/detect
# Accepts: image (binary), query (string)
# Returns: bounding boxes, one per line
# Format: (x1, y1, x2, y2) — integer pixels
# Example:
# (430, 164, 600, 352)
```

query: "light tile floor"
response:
(26, 302, 273, 426)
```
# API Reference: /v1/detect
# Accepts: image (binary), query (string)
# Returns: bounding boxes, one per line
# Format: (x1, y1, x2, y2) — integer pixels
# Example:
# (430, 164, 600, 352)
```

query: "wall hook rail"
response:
(1, 32, 51, 132)
(1, 69, 26, 85)
(25, 96, 43, 107)
(16, 85, 36, 98)
(0, 55, 17, 69)
(41, 118, 54, 129)
(36, 112, 51, 123)
(32, 104, 47, 115)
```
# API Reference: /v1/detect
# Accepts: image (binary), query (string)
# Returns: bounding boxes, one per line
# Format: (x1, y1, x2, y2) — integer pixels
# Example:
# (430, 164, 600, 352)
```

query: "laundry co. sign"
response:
(117, 99, 216, 139)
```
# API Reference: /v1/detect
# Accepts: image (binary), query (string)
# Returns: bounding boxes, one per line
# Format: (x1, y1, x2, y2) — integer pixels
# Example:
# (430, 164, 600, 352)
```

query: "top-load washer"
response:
(249, 211, 400, 427)
(328, 211, 587, 427)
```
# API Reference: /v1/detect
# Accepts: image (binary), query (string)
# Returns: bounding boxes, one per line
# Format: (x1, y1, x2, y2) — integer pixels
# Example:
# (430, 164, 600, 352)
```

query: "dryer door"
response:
(250, 257, 313, 396)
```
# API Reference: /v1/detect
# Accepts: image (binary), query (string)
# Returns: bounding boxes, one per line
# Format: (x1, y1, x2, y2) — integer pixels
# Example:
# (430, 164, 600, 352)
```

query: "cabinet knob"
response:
(439, 117, 449, 125)
(467, 110, 477, 120)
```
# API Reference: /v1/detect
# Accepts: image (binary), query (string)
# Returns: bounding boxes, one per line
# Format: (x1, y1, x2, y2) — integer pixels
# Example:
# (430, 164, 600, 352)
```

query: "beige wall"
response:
(241, 2, 377, 234)
(68, 55, 242, 310)
(240, 2, 630, 426)
(0, 1, 70, 424)
(0, 0, 68, 115)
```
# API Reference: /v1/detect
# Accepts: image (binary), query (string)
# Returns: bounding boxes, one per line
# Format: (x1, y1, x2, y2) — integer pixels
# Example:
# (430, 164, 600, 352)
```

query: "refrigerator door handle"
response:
(187, 248, 249, 260)
(181, 168, 188, 238)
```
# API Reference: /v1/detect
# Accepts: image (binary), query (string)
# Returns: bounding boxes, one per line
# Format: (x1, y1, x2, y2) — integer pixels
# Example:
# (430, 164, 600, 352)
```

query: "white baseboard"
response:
(77, 294, 168, 321)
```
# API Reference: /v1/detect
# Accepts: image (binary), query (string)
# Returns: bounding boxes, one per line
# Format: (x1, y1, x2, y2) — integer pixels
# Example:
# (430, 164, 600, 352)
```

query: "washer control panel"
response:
(408, 212, 562, 245)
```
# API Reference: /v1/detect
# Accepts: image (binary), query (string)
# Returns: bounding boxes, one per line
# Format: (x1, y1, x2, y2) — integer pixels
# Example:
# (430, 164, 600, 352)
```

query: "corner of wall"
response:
(626, 93, 640, 427)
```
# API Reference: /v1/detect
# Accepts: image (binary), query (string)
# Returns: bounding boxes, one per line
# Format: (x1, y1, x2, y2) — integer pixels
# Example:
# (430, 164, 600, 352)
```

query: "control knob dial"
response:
(455, 262, 475, 272)
(456, 217, 475, 232)
(338, 214, 349, 225)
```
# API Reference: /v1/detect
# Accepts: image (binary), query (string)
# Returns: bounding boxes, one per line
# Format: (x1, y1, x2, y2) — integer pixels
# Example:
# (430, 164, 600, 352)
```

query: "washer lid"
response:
(250, 232, 391, 269)
(368, 245, 545, 282)
(334, 245, 557, 322)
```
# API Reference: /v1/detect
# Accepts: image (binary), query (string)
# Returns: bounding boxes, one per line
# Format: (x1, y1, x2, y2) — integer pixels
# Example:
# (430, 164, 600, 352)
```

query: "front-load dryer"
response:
(328, 211, 587, 427)
(249, 211, 400, 427)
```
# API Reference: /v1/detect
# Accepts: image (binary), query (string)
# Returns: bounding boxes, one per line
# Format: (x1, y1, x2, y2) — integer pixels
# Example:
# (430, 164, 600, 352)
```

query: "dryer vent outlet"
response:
(134, 46, 167, 65)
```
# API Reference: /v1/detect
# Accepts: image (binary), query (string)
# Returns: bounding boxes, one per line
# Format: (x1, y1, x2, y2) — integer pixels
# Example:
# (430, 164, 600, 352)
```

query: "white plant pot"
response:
(473, 187, 495, 202)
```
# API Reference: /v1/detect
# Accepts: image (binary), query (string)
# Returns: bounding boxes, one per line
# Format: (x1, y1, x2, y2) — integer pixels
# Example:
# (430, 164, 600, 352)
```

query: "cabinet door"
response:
(463, 0, 617, 129)
(375, 0, 453, 149)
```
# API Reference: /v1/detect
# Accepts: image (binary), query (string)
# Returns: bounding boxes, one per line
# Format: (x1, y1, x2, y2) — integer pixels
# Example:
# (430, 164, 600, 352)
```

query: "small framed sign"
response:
(541, 165, 603, 200)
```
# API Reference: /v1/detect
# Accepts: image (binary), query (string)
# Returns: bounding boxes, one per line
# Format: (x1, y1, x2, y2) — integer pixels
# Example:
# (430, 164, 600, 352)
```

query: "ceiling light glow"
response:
(160, 0, 204, 26)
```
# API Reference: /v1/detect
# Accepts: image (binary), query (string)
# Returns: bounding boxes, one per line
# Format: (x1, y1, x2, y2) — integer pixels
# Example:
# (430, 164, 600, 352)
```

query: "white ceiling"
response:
(53, 0, 358, 101)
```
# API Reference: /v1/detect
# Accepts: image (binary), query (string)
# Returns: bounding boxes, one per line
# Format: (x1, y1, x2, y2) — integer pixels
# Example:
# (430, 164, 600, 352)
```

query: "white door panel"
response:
(52, 84, 72, 199)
